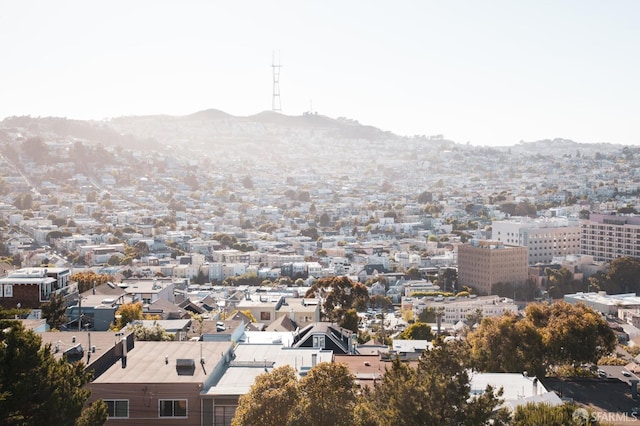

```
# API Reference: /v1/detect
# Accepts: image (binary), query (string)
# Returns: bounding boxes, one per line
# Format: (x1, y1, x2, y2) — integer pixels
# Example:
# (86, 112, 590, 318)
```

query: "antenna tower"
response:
(272, 51, 282, 112)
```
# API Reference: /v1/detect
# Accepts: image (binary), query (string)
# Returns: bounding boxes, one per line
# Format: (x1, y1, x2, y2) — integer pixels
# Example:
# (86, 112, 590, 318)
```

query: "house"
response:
(0, 267, 71, 309)
(87, 340, 234, 425)
(471, 372, 563, 411)
(292, 322, 356, 354)
(202, 342, 332, 424)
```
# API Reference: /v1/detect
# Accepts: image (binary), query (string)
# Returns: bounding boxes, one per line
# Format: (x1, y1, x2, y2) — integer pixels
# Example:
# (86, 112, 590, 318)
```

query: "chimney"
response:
(121, 337, 127, 369)
(532, 377, 538, 396)
(631, 379, 639, 399)
(289, 308, 295, 322)
(311, 353, 317, 367)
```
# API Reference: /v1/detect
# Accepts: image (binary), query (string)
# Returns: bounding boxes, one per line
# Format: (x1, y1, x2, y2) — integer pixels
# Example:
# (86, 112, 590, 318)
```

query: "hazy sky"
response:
(1, 1, 639, 146)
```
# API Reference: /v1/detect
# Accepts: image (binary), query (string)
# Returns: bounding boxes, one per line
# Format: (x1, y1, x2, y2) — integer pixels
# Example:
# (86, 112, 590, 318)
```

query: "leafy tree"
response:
(440, 267, 458, 293)
(405, 267, 421, 280)
(528, 301, 616, 368)
(319, 212, 331, 227)
(112, 302, 143, 330)
(602, 256, 640, 294)
(41, 292, 68, 330)
(288, 362, 358, 426)
(75, 399, 108, 426)
(369, 295, 393, 311)
(241, 175, 254, 189)
(396, 322, 433, 341)
(469, 302, 616, 376)
(467, 312, 545, 377)
(512, 402, 603, 426)
(340, 308, 359, 333)
(130, 323, 175, 341)
(368, 339, 510, 426)
(232, 366, 300, 426)
(305, 276, 369, 322)
(71, 271, 114, 293)
(0, 321, 105, 425)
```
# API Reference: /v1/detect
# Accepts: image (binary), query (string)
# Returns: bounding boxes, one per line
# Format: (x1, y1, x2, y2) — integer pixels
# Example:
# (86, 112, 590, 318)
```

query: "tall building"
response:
(492, 217, 580, 264)
(580, 214, 640, 262)
(457, 240, 528, 295)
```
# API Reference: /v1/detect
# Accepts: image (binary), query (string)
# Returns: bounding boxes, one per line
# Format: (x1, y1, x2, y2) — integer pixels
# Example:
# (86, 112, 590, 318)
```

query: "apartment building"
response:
(457, 240, 528, 295)
(580, 214, 640, 262)
(492, 217, 580, 264)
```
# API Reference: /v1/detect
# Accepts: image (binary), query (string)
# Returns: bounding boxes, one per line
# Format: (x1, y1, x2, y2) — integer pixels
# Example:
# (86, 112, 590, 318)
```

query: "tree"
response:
(70, 271, 114, 293)
(603, 256, 640, 294)
(305, 276, 369, 322)
(232, 366, 300, 426)
(112, 302, 143, 330)
(396, 322, 433, 341)
(528, 301, 616, 368)
(405, 267, 421, 280)
(369, 295, 393, 311)
(288, 362, 358, 426)
(130, 323, 175, 341)
(467, 312, 546, 377)
(340, 308, 359, 333)
(469, 302, 616, 377)
(512, 402, 604, 426)
(368, 339, 510, 426)
(75, 400, 108, 426)
(0, 321, 106, 425)
(41, 292, 68, 330)
(241, 175, 254, 189)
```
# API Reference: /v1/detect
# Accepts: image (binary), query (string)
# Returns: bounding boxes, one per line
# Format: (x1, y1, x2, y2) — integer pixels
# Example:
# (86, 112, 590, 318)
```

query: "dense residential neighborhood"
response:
(2, 114, 640, 425)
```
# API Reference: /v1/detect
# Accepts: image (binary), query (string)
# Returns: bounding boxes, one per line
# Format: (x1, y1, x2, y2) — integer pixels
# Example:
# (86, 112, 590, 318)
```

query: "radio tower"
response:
(272, 51, 282, 112)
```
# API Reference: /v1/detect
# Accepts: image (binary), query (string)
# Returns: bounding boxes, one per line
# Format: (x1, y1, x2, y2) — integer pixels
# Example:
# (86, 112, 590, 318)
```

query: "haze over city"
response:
(1, 1, 639, 146)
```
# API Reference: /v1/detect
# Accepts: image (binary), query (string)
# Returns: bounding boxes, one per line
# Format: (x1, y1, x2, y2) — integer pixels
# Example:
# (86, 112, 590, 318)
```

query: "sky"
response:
(1, 1, 639, 146)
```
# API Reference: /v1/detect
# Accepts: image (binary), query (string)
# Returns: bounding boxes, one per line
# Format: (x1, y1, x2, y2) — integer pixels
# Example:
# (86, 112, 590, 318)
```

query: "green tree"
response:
(232, 366, 300, 426)
(467, 312, 546, 377)
(0, 321, 105, 425)
(71, 271, 114, 293)
(288, 362, 358, 426)
(405, 267, 421, 280)
(396, 322, 433, 341)
(340, 308, 359, 333)
(469, 302, 617, 376)
(369, 339, 510, 426)
(130, 323, 175, 341)
(75, 399, 108, 426)
(305, 276, 369, 322)
(41, 292, 68, 330)
(369, 295, 393, 311)
(112, 302, 143, 330)
(529, 301, 616, 368)
(603, 256, 640, 294)
(512, 402, 603, 426)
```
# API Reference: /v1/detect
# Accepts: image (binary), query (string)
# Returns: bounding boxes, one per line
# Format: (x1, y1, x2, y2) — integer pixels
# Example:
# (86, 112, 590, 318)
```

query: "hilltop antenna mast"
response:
(272, 51, 282, 112)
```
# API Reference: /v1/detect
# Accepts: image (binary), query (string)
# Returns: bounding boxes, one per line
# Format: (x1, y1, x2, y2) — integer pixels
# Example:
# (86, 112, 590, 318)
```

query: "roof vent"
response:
(176, 358, 196, 376)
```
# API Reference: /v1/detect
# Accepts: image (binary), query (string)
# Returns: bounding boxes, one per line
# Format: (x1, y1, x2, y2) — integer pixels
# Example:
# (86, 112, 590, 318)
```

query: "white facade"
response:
(492, 217, 581, 264)
(404, 295, 518, 324)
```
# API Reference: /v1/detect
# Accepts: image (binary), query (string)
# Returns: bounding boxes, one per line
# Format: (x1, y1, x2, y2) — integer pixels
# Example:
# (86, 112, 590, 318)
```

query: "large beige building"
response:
(580, 214, 640, 262)
(491, 217, 581, 264)
(457, 240, 528, 295)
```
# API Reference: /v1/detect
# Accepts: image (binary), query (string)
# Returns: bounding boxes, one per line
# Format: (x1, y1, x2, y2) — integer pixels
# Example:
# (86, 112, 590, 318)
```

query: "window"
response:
(3, 284, 12, 298)
(214, 405, 236, 426)
(105, 400, 129, 418)
(260, 311, 271, 321)
(312, 335, 325, 348)
(159, 399, 187, 418)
